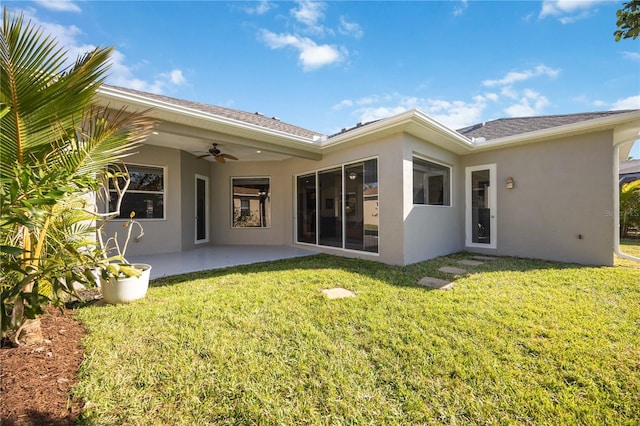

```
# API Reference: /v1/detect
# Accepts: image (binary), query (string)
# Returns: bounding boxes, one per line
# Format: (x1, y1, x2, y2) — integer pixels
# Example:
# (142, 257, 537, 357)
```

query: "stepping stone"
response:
(457, 259, 484, 266)
(322, 287, 356, 299)
(417, 277, 454, 290)
(439, 266, 467, 275)
(472, 256, 497, 261)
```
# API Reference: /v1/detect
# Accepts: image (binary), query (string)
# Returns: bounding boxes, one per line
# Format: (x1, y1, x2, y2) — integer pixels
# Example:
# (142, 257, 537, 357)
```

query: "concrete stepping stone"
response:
(439, 266, 467, 275)
(322, 287, 356, 299)
(472, 256, 497, 261)
(457, 259, 484, 266)
(417, 277, 454, 290)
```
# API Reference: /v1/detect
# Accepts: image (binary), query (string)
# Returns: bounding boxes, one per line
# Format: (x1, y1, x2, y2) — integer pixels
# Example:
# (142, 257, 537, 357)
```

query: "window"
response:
(232, 177, 270, 228)
(296, 158, 378, 253)
(413, 157, 450, 206)
(109, 164, 165, 219)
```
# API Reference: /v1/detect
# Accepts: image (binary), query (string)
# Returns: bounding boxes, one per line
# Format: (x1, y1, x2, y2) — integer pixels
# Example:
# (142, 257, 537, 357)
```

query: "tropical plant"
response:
(620, 180, 640, 237)
(615, 0, 640, 41)
(0, 8, 154, 343)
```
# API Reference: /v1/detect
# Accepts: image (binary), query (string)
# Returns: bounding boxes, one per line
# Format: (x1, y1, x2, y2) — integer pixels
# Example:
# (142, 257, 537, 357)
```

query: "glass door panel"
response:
(466, 164, 496, 248)
(345, 163, 364, 250)
(318, 168, 343, 247)
(471, 169, 491, 244)
(296, 174, 316, 244)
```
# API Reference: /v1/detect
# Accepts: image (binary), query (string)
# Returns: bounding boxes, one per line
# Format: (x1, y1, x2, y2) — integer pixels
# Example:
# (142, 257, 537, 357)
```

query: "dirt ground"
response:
(1, 306, 86, 426)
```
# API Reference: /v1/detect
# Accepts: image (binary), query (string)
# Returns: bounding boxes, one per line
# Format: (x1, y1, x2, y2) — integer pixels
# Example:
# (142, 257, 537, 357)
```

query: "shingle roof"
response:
(457, 110, 637, 141)
(620, 160, 640, 174)
(102, 84, 322, 139)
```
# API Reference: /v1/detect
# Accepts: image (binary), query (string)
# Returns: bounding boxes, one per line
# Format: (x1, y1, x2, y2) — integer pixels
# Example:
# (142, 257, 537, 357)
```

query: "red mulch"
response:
(1, 306, 86, 426)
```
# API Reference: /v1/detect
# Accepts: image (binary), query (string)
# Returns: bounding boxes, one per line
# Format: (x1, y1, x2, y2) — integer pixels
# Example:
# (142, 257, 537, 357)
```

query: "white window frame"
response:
(293, 156, 379, 255)
(412, 155, 452, 207)
(109, 162, 167, 221)
(230, 176, 271, 229)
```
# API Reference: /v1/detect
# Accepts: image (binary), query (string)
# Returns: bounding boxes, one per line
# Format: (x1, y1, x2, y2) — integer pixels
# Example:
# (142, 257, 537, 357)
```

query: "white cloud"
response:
(483, 65, 559, 87)
(108, 51, 187, 94)
(244, 0, 275, 15)
(291, 0, 326, 28)
(259, 30, 345, 71)
(504, 89, 550, 117)
(539, 0, 607, 23)
(14, 9, 188, 95)
(34, 0, 81, 13)
(338, 16, 363, 39)
(453, 0, 468, 17)
(335, 93, 487, 130)
(622, 51, 640, 61)
(611, 95, 640, 110)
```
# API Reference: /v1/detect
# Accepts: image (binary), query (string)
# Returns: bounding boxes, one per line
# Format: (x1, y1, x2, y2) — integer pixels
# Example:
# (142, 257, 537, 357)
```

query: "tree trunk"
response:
(14, 318, 43, 346)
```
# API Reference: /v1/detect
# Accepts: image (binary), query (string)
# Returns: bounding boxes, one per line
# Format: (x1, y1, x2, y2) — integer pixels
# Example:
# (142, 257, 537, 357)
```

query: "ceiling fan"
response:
(196, 143, 239, 163)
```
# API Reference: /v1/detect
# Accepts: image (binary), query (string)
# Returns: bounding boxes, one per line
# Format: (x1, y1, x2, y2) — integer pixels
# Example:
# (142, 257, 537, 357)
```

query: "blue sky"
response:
(7, 0, 640, 156)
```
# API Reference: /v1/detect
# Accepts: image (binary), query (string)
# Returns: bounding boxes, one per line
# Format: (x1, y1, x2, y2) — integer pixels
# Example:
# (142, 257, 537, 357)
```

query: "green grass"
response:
(75, 248, 640, 425)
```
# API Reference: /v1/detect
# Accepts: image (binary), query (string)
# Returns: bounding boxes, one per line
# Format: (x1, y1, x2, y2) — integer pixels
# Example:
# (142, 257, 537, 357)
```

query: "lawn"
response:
(75, 248, 640, 425)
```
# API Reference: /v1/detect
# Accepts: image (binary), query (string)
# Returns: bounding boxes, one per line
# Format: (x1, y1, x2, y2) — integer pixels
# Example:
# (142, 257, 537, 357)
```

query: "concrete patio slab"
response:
(439, 266, 468, 275)
(130, 245, 319, 279)
(322, 288, 356, 299)
(417, 277, 454, 290)
(457, 259, 484, 266)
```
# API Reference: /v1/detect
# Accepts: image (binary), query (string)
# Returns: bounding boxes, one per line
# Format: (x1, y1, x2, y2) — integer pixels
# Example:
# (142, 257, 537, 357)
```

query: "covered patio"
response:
(129, 245, 319, 279)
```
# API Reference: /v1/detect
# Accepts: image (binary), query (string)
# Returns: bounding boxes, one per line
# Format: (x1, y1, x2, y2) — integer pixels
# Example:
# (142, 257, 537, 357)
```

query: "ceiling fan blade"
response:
(221, 153, 239, 161)
(214, 155, 226, 163)
(196, 154, 210, 159)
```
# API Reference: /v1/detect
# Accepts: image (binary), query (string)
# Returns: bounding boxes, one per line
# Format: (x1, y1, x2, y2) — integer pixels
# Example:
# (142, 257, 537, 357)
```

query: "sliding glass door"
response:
(296, 158, 378, 253)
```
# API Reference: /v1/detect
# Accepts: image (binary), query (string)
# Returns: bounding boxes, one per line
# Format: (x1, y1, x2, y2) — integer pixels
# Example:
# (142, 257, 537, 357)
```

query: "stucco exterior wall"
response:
(403, 134, 465, 264)
(102, 144, 183, 256)
(209, 160, 289, 246)
(280, 134, 406, 265)
(461, 130, 615, 265)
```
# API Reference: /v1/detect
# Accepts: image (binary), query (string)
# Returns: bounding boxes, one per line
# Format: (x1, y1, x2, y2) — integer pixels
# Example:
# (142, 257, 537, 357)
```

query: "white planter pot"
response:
(100, 263, 151, 304)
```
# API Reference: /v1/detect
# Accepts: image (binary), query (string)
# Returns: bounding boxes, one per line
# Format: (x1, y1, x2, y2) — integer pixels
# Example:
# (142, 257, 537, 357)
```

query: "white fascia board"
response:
(470, 110, 640, 152)
(95, 86, 321, 152)
(321, 109, 475, 153)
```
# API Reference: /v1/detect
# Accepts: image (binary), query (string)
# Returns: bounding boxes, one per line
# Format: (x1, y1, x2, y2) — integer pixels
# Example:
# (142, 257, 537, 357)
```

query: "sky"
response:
(6, 0, 640, 157)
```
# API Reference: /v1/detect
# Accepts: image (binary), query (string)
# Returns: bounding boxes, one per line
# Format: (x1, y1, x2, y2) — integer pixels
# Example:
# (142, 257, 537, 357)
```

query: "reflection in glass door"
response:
(318, 168, 343, 247)
(466, 164, 496, 249)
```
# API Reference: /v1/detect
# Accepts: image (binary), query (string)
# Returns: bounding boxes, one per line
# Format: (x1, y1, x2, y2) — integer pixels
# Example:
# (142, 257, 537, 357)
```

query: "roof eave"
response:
(95, 86, 323, 159)
(471, 110, 640, 152)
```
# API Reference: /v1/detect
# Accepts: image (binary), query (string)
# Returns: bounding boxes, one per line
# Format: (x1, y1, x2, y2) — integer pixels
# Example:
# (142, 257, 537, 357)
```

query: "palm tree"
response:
(620, 180, 640, 238)
(1, 8, 154, 343)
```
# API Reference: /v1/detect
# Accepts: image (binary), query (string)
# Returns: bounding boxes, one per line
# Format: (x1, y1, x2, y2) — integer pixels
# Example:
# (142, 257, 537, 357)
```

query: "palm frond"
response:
(1, 8, 113, 176)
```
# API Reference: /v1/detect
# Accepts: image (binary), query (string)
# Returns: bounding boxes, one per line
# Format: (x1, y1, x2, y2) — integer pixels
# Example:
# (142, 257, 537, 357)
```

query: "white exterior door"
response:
(195, 174, 209, 244)
(465, 164, 497, 249)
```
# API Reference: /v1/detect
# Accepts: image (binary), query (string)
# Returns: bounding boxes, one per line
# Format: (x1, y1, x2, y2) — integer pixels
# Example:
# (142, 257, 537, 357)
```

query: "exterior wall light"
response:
(506, 177, 514, 189)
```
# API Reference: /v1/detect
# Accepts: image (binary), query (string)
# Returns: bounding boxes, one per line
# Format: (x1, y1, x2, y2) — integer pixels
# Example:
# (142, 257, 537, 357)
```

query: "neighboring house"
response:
(620, 159, 640, 185)
(96, 85, 640, 266)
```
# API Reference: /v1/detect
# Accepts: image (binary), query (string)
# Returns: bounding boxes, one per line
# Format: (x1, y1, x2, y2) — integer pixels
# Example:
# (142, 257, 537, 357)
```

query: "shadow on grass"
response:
(147, 250, 602, 292)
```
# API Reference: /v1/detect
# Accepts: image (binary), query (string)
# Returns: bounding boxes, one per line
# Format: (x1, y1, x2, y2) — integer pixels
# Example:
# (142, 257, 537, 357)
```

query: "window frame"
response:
(412, 155, 452, 207)
(108, 162, 167, 221)
(231, 176, 271, 229)
(293, 156, 379, 254)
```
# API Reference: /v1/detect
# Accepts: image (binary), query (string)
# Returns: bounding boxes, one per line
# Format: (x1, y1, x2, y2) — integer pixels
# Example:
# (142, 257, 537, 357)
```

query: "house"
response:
(96, 85, 640, 266)
(620, 160, 640, 185)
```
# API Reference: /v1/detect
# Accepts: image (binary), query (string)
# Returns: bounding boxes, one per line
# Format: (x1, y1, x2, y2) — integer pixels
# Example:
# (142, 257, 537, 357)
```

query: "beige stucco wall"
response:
(209, 160, 289, 246)
(461, 130, 615, 265)
(102, 144, 183, 256)
(403, 134, 465, 264)
(205, 134, 407, 265)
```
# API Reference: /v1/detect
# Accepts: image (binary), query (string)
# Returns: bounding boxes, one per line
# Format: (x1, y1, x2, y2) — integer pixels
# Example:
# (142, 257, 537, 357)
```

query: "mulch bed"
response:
(1, 305, 86, 426)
